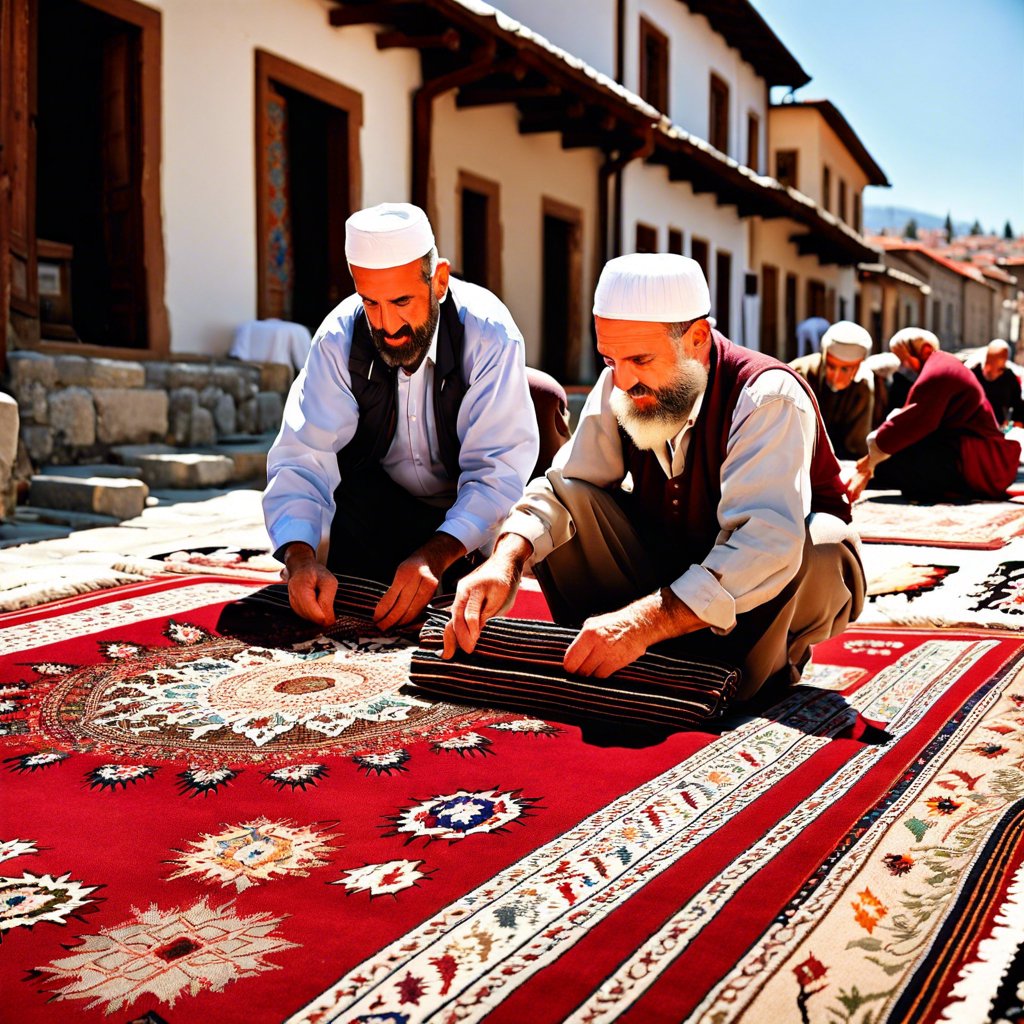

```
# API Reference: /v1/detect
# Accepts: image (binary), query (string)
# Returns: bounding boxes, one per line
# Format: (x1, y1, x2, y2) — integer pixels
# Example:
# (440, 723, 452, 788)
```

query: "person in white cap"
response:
(846, 327, 1021, 502)
(789, 320, 875, 459)
(441, 253, 865, 703)
(264, 202, 540, 630)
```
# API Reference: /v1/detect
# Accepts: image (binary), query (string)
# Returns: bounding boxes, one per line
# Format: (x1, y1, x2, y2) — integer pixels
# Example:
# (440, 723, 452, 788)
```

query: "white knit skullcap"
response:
(345, 203, 435, 269)
(593, 253, 711, 323)
(889, 327, 940, 351)
(821, 320, 872, 362)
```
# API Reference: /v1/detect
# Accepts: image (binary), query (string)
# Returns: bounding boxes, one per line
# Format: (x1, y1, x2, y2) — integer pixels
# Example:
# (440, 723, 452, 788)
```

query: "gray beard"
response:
(610, 359, 708, 451)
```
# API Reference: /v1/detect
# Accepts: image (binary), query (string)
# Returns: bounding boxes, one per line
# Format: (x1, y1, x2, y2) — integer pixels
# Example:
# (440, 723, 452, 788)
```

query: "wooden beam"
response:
(376, 28, 461, 51)
(329, 2, 409, 27)
(457, 83, 560, 108)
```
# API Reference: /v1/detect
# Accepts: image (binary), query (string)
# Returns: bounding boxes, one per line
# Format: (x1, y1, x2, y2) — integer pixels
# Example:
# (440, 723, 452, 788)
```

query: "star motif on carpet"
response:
(33, 897, 297, 1013)
(386, 788, 538, 844)
(353, 748, 411, 776)
(86, 763, 158, 791)
(332, 859, 432, 897)
(168, 817, 341, 891)
(4, 749, 69, 773)
(176, 765, 240, 796)
(0, 871, 100, 932)
(0, 838, 38, 863)
(431, 732, 493, 757)
(265, 763, 328, 790)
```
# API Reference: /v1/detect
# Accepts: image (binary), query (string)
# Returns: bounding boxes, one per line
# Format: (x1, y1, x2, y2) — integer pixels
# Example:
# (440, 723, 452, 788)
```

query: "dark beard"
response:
(625, 361, 706, 421)
(370, 297, 440, 371)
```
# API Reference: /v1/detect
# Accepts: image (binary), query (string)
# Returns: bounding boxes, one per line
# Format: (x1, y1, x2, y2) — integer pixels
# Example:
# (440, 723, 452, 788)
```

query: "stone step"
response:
(28, 474, 149, 520)
(38, 463, 144, 480)
(15, 504, 121, 529)
(135, 453, 235, 489)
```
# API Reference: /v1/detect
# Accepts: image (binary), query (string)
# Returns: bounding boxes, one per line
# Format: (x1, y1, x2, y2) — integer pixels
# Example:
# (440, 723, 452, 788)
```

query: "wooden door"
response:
(761, 263, 779, 357)
(100, 28, 146, 345)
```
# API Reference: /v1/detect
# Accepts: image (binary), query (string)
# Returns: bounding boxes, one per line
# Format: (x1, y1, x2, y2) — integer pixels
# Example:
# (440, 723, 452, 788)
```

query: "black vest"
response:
(336, 289, 467, 482)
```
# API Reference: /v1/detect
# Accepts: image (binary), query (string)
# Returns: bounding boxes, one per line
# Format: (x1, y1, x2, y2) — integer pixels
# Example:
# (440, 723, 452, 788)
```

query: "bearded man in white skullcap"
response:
(443, 253, 865, 702)
(845, 327, 1021, 502)
(789, 320, 874, 459)
(264, 202, 543, 631)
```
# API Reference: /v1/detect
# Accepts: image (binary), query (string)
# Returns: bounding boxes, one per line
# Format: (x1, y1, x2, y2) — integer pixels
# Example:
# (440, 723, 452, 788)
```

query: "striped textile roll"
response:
(410, 610, 741, 730)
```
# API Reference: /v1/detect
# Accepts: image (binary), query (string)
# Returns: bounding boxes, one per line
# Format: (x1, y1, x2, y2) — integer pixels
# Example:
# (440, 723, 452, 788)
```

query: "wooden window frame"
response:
(821, 164, 831, 212)
(457, 169, 502, 296)
(746, 110, 760, 173)
(542, 196, 583, 380)
(838, 178, 847, 224)
(775, 148, 798, 190)
(690, 236, 710, 281)
(20, 0, 169, 358)
(667, 227, 684, 254)
(255, 49, 362, 322)
(709, 72, 729, 154)
(714, 248, 732, 337)
(639, 17, 669, 114)
(853, 190, 862, 233)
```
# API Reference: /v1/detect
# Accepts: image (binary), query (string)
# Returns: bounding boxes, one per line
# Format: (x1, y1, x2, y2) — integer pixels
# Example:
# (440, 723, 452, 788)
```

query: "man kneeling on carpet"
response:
(442, 253, 866, 701)
(263, 203, 543, 632)
(845, 327, 1022, 503)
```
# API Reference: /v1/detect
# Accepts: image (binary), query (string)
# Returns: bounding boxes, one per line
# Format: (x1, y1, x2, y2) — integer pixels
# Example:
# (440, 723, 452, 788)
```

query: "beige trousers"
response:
(531, 477, 866, 701)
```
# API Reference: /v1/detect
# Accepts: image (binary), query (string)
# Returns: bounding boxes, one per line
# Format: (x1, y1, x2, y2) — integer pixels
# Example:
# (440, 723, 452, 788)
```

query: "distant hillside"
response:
(865, 205, 972, 235)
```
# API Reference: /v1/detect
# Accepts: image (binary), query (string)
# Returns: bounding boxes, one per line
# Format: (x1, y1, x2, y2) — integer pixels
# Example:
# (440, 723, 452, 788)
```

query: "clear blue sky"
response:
(751, 0, 1024, 233)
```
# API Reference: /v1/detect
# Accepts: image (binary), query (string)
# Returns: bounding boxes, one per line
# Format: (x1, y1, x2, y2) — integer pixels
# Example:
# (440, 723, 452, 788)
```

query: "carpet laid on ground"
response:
(852, 496, 1024, 549)
(3, 574, 1024, 1022)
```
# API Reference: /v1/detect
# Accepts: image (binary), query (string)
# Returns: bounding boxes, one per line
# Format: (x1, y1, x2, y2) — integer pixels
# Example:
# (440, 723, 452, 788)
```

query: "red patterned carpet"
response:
(3, 575, 1024, 1023)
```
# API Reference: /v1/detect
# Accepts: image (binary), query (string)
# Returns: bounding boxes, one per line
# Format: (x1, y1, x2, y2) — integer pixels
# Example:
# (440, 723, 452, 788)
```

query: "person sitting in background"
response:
(789, 320, 874, 459)
(971, 338, 1024, 428)
(795, 315, 830, 358)
(846, 327, 1022, 502)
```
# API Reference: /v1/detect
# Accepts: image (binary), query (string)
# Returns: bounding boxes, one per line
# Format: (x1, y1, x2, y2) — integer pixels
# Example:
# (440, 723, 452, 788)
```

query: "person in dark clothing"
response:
(846, 328, 1021, 502)
(972, 339, 1024, 427)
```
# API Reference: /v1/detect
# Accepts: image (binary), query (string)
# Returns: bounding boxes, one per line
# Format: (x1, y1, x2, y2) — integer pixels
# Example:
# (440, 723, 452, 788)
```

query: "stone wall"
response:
(3, 351, 291, 470)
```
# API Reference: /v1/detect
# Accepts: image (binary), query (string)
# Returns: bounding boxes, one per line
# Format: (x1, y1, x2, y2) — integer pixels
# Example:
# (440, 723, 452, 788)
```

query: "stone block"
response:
(212, 393, 236, 436)
(28, 474, 148, 520)
(15, 380, 49, 424)
(49, 387, 96, 447)
(7, 351, 57, 391)
(136, 453, 234, 489)
(55, 355, 145, 388)
(167, 363, 212, 390)
(188, 407, 216, 447)
(21, 425, 53, 465)
(110, 443, 177, 466)
(145, 361, 170, 388)
(256, 391, 284, 433)
(213, 364, 256, 402)
(93, 388, 169, 444)
(259, 362, 294, 394)
(0, 392, 18, 469)
(40, 463, 143, 480)
(236, 397, 258, 435)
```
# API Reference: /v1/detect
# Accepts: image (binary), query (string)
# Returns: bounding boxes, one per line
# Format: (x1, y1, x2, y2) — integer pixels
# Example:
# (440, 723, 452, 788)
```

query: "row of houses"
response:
(0, 0, 1017, 396)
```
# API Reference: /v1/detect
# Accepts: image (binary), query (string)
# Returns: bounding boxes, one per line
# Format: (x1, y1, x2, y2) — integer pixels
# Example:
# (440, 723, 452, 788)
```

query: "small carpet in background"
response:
(0, 564, 145, 612)
(853, 497, 1024, 549)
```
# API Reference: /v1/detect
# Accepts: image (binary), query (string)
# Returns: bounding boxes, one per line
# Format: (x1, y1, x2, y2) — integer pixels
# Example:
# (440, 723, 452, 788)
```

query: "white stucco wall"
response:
(151, 0, 420, 355)
(489, 0, 617, 79)
(432, 94, 601, 375)
(628, 0, 767, 168)
(750, 218, 857, 353)
(622, 161, 749, 343)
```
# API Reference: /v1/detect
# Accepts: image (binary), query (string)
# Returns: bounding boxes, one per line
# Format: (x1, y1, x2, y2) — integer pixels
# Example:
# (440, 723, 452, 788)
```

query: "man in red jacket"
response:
(442, 253, 865, 700)
(846, 328, 1021, 502)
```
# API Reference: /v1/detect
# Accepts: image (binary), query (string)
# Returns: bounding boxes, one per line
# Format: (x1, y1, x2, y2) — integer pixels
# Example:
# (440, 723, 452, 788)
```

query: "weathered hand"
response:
(563, 607, 650, 678)
(374, 533, 467, 633)
(844, 455, 873, 502)
(284, 544, 337, 627)
(441, 535, 532, 658)
(374, 553, 442, 632)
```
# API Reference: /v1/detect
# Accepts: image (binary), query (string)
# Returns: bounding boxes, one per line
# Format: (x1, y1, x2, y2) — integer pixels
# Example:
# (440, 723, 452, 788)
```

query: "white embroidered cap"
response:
(593, 253, 711, 323)
(345, 203, 435, 269)
(889, 326, 940, 352)
(821, 320, 873, 362)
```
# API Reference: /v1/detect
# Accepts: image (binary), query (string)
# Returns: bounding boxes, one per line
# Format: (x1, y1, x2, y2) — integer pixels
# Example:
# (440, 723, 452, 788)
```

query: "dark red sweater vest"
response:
(622, 331, 851, 569)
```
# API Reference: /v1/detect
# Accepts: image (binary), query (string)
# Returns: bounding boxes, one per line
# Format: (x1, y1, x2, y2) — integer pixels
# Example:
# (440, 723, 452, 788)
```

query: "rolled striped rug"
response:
(410, 609, 741, 730)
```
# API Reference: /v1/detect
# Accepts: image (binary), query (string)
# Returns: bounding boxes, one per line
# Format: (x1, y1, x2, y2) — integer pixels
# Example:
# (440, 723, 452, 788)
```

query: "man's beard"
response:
(370, 297, 439, 370)
(610, 358, 708, 451)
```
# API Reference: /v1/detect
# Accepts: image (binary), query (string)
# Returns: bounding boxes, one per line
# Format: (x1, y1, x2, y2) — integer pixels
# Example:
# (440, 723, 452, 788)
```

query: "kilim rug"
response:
(3, 574, 1024, 1023)
(852, 497, 1024, 548)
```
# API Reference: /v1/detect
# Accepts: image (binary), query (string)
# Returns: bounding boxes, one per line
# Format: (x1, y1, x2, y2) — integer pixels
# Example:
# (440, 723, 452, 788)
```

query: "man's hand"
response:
(283, 543, 337, 627)
(844, 455, 873, 502)
(442, 534, 533, 658)
(374, 533, 467, 633)
(564, 588, 706, 678)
